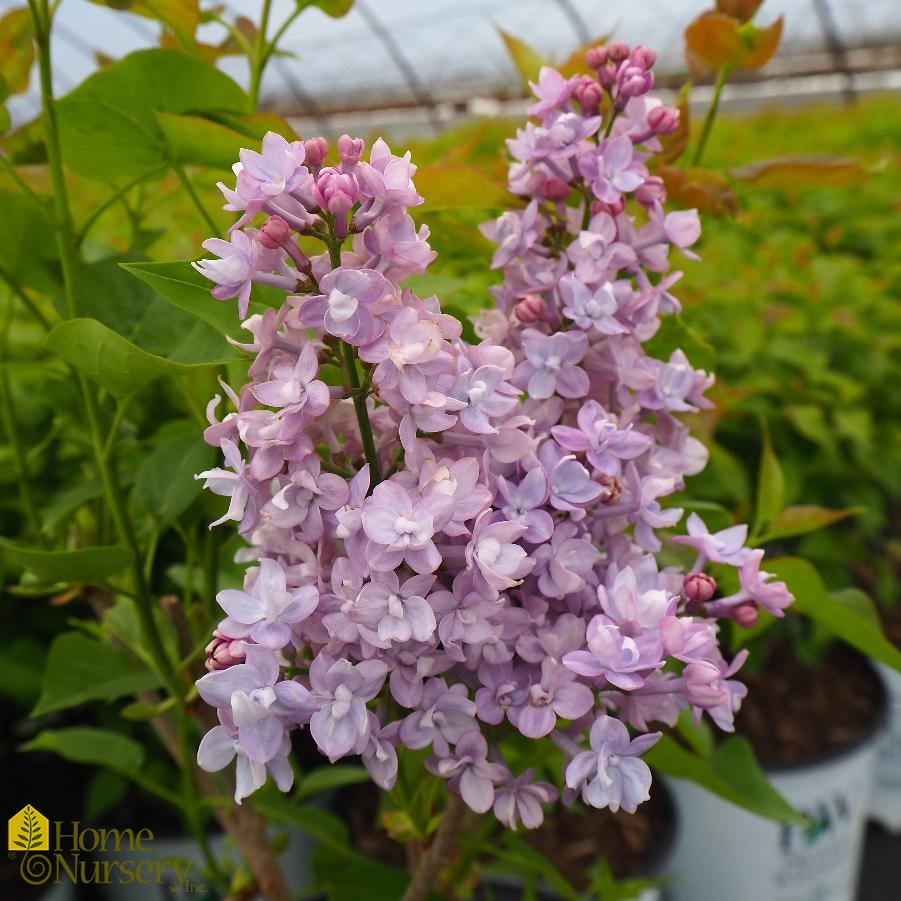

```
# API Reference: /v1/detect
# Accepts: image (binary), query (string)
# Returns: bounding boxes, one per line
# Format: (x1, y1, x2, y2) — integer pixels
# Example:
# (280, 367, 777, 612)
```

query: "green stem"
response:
(247, 0, 274, 113)
(261, 5, 303, 69)
(173, 164, 220, 235)
(0, 302, 44, 542)
(76, 165, 167, 247)
(326, 232, 382, 485)
(692, 65, 732, 167)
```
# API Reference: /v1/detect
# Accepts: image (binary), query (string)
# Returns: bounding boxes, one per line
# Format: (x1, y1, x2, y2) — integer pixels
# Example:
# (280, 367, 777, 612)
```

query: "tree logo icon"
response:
(8, 806, 49, 852)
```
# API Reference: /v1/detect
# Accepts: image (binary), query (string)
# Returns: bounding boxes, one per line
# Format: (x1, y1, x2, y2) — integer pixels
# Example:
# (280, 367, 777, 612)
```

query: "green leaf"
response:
(756, 505, 861, 544)
(83, 259, 242, 365)
(119, 697, 176, 721)
(120, 260, 259, 340)
(22, 727, 145, 777)
(56, 49, 247, 180)
(766, 557, 901, 671)
(416, 164, 512, 212)
(0, 538, 132, 585)
(491, 832, 580, 901)
(496, 28, 550, 86)
(295, 765, 371, 800)
(133, 431, 216, 525)
(44, 318, 192, 397)
(645, 314, 716, 373)
(0, 190, 59, 293)
(155, 110, 255, 170)
(32, 632, 161, 717)
(252, 796, 356, 858)
(646, 735, 806, 825)
(301, 0, 354, 15)
(752, 427, 785, 538)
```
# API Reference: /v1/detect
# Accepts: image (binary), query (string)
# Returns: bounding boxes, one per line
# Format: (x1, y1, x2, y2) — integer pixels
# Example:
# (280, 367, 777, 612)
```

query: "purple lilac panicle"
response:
(192, 48, 792, 831)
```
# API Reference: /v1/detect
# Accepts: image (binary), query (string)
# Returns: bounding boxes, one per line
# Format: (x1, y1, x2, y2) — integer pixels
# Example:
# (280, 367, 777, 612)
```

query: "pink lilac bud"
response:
(598, 474, 622, 505)
(259, 215, 292, 250)
(540, 177, 571, 201)
(684, 572, 716, 604)
(590, 197, 626, 217)
(303, 136, 329, 168)
(633, 47, 657, 69)
(608, 42, 630, 62)
(585, 46, 607, 70)
(732, 602, 759, 628)
(204, 629, 246, 671)
(515, 294, 545, 323)
(338, 134, 365, 168)
(648, 105, 679, 135)
(573, 76, 603, 114)
(635, 175, 666, 207)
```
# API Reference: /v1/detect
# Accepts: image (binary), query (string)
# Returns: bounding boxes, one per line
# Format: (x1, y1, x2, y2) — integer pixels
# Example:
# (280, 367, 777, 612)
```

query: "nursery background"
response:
(1, 1, 900, 900)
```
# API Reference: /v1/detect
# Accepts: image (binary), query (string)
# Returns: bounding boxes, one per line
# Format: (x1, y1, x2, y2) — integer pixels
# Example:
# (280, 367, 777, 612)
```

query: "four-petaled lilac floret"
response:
(306, 655, 388, 760)
(426, 730, 509, 814)
(493, 769, 558, 830)
(565, 714, 661, 813)
(362, 479, 454, 574)
(216, 557, 319, 649)
(514, 329, 590, 400)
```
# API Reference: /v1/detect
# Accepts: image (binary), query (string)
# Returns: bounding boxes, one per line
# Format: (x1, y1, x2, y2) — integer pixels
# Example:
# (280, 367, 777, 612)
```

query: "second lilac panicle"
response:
(192, 43, 793, 831)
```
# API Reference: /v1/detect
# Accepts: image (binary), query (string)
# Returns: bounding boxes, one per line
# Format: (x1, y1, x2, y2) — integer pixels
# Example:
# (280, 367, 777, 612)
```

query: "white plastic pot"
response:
(662, 673, 886, 901)
(870, 660, 901, 832)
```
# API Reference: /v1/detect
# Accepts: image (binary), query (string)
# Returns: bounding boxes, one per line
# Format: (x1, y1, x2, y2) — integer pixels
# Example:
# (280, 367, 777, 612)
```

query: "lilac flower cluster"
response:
(192, 46, 793, 826)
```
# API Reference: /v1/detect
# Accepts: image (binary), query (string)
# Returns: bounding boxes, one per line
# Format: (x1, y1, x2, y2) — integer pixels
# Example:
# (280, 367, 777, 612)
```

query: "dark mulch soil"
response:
(880, 602, 901, 647)
(735, 642, 886, 767)
(337, 778, 673, 892)
(523, 780, 672, 888)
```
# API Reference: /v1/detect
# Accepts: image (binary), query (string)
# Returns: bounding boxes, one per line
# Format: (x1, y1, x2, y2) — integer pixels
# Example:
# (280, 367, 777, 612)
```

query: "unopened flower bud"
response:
(632, 46, 657, 70)
(635, 175, 666, 207)
(338, 133, 365, 167)
(204, 629, 246, 671)
(540, 176, 571, 201)
(573, 76, 603, 114)
(598, 474, 622, 505)
(648, 104, 679, 135)
(585, 46, 608, 70)
(591, 197, 625, 217)
(316, 167, 359, 214)
(303, 136, 329, 168)
(607, 42, 630, 63)
(259, 215, 292, 249)
(732, 602, 760, 628)
(514, 294, 545, 323)
(684, 572, 717, 603)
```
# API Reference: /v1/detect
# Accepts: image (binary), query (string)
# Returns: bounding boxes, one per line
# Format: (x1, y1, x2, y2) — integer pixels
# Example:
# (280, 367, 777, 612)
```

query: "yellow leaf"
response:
(729, 156, 869, 188)
(415, 164, 515, 212)
(715, 0, 764, 23)
(658, 164, 738, 218)
(496, 27, 551, 87)
(685, 11, 743, 74)
(739, 16, 783, 69)
(557, 29, 617, 79)
(0, 8, 34, 96)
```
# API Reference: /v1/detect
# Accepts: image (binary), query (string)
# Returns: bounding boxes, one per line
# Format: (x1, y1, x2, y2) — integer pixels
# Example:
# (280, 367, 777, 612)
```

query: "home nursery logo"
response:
(7, 805, 202, 893)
